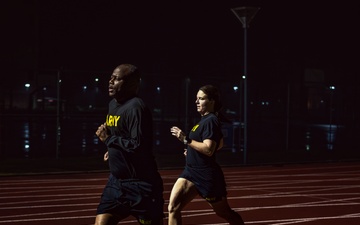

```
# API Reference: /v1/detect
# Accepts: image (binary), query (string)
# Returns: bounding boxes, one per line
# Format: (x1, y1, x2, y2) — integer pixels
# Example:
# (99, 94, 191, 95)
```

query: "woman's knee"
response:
(212, 202, 235, 219)
(168, 201, 179, 215)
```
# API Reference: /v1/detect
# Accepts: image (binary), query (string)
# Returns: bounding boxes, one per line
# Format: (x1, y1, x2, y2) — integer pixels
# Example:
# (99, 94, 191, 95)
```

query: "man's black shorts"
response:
(96, 174, 164, 224)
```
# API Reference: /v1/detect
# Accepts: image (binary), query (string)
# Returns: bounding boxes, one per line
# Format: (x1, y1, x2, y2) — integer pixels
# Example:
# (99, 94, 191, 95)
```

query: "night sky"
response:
(2, 0, 359, 85)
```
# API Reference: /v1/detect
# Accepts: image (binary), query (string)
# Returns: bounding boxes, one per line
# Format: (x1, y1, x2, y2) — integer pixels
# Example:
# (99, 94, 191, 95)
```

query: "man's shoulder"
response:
(128, 96, 146, 106)
(126, 97, 151, 113)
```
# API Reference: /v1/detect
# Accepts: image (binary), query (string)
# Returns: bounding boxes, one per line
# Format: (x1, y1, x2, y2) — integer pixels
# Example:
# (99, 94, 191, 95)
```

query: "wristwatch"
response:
(183, 135, 192, 145)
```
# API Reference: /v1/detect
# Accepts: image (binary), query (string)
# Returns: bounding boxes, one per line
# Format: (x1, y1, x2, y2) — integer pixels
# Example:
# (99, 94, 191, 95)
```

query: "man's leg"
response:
(94, 213, 124, 225)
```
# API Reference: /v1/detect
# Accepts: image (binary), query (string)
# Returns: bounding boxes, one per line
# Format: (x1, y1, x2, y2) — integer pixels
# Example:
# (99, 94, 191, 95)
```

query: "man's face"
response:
(108, 67, 125, 98)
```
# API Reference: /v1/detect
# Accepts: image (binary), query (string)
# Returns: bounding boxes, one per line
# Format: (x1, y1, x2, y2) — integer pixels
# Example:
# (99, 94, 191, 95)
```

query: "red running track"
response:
(1, 162, 360, 225)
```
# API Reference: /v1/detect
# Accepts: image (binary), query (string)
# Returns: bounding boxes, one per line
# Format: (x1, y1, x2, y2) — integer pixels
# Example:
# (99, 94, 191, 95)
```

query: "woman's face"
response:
(195, 90, 214, 116)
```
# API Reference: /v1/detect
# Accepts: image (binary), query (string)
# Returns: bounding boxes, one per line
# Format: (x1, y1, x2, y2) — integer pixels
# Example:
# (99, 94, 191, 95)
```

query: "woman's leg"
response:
(167, 178, 198, 225)
(208, 197, 245, 225)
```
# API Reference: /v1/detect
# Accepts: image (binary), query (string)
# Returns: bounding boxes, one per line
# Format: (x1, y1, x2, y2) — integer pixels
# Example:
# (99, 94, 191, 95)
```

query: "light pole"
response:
(231, 6, 259, 164)
(56, 69, 61, 159)
(328, 85, 335, 150)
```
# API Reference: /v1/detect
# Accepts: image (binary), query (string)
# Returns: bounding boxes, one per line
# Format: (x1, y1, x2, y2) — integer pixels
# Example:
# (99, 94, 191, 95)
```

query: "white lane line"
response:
(0, 179, 107, 187)
(223, 165, 360, 175)
(0, 196, 100, 206)
(228, 187, 360, 197)
(194, 213, 360, 225)
(167, 199, 360, 216)
(0, 215, 94, 224)
(0, 185, 103, 192)
(0, 203, 97, 210)
(0, 192, 100, 200)
(0, 178, 107, 183)
(0, 208, 95, 220)
(1, 164, 359, 224)
(265, 212, 360, 225)
(171, 212, 360, 225)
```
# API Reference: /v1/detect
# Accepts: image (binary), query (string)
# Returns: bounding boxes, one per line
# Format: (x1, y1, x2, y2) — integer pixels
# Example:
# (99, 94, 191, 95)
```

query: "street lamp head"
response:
(231, 6, 260, 28)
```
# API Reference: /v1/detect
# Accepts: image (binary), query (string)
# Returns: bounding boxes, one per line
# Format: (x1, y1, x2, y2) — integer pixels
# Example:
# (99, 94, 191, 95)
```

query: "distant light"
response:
(95, 78, 99, 82)
(242, 75, 246, 79)
(156, 86, 161, 93)
(233, 86, 239, 92)
(329, 86, 335, 90)
(25, 83, 30, 88)
(43, 87, 47, 91)
(83, 86, 87, 90)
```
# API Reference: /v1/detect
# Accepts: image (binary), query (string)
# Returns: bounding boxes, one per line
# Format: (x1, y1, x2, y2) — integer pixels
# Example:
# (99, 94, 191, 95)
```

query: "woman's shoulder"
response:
(202, 113, 221, 124)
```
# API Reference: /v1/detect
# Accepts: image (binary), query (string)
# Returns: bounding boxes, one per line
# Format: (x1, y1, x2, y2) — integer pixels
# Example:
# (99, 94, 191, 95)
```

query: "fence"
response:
(0, 69, 359, 165)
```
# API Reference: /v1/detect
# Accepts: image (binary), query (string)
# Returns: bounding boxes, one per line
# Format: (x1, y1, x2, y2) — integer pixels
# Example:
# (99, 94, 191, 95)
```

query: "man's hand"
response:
(96, 122, 110, 142)
(103, 151, 109, 162)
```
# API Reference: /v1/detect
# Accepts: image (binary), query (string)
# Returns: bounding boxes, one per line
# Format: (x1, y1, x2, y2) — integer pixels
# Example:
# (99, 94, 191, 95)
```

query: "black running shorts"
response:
(180, 164, 227, 201)
(96, 174, 164, 224)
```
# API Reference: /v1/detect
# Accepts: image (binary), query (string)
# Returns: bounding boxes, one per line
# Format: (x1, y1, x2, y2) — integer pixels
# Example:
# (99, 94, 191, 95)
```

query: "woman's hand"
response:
(170, 126, 186, 143)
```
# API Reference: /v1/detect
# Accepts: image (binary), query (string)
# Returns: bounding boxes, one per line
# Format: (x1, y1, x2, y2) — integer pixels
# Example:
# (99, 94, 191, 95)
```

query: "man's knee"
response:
(215, 208, 235, 218)
(94, 213, 119, 225)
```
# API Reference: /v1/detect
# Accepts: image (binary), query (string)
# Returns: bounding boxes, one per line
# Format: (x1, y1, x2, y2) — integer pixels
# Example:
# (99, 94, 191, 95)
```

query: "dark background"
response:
(2, 0, 359, 81)
(1, 0, 359, 166)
